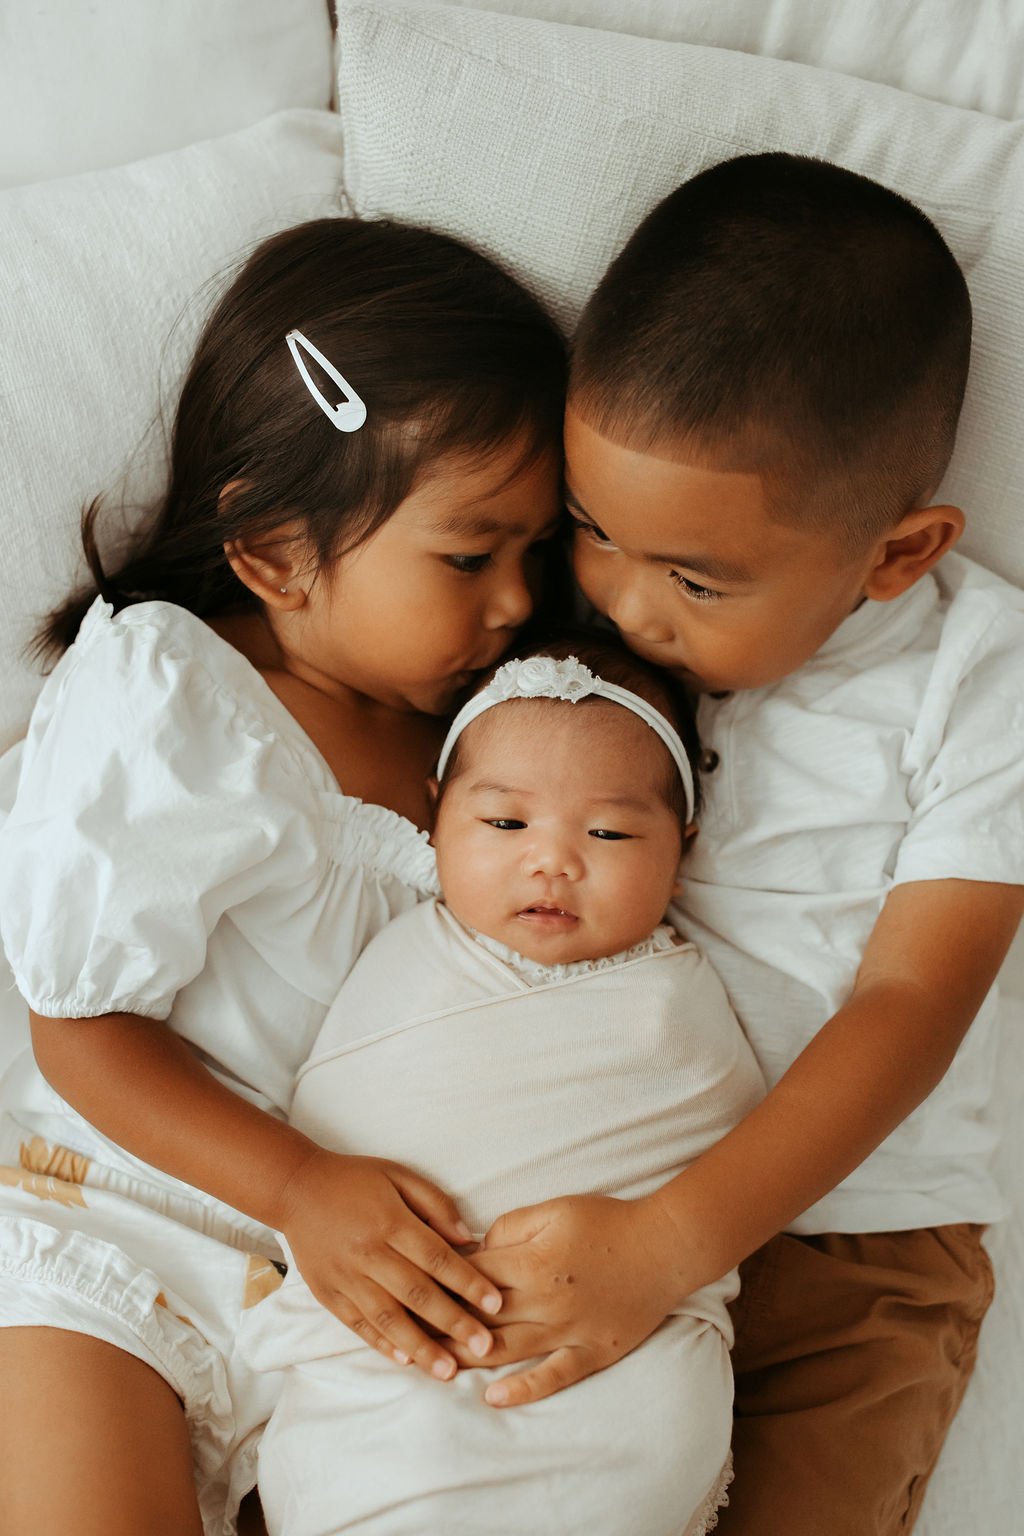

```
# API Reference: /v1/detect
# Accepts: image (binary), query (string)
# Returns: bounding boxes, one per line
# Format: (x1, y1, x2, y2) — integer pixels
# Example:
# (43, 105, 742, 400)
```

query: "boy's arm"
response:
(465, 877, 1023, 1407)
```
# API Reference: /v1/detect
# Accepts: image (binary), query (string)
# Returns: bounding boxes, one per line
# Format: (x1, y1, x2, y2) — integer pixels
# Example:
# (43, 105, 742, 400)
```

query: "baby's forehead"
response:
(457, 697, 670, 785)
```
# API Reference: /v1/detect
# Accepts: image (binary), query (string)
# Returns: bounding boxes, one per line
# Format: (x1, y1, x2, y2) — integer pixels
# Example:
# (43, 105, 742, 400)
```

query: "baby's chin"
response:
(474, 909, 653, 967)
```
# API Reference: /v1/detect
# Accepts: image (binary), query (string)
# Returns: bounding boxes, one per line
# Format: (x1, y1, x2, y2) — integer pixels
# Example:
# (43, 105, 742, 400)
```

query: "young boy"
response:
(453, 154, 1024, 1535)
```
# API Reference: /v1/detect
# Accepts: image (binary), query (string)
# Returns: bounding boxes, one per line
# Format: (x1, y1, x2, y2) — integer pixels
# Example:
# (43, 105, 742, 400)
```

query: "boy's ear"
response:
(220, 483, 309, 610)
(861, 502, 964, 602)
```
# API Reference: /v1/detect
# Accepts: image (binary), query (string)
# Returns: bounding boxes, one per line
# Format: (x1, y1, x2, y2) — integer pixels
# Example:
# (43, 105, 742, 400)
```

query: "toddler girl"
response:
(241, 636, 766, 1536)
(0, 216, 565, 1535)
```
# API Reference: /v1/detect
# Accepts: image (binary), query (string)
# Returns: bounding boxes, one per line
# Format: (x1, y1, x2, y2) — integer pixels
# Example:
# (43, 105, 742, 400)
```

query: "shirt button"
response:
(699, 748, 720, 773)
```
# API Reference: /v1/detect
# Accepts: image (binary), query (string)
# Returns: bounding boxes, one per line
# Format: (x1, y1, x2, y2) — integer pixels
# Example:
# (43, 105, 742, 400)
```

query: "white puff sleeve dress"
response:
(0, 598, 439, 1535)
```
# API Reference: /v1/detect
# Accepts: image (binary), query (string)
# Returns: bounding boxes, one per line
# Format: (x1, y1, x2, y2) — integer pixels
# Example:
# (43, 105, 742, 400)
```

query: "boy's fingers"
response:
(483, 1346, 592, 1408)
(481, 1204, 549, 1250)
(446, 1322, 553, 1369)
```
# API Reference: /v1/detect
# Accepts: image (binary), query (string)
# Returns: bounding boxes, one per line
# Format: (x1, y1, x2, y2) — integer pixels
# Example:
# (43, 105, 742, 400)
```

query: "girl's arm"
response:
(458, 877, 1023, 1406)
(31, 1010, 501, 1375)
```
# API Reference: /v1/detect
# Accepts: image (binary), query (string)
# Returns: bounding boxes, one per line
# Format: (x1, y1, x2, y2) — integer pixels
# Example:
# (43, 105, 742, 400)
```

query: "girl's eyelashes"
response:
(484, 818, 526, 830)
(444, 552, 493, 574)
(589, 828, 631, 840)
(668, 570, 723, 603)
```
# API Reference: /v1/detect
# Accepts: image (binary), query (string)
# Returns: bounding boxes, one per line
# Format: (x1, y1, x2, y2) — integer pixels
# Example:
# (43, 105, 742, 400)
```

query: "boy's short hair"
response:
(571, 153, 972, 545)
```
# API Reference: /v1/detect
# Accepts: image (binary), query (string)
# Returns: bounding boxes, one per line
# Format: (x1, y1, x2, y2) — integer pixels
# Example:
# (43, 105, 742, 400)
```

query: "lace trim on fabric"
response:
(470, 923, 677, 986)
(684, 1453, 733, 1536)
(331, 798, 439, 895)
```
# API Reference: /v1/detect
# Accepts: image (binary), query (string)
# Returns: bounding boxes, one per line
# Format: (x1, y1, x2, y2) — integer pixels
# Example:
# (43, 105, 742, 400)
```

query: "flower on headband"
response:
(485, 655, 599, 703)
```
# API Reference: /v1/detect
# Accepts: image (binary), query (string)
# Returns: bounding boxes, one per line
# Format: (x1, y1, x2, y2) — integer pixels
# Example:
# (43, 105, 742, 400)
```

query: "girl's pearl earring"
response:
(279, 587, 288, 594)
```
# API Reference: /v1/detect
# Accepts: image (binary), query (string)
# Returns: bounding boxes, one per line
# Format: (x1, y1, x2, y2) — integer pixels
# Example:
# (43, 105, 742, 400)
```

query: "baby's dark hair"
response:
(37, 217, 566, 657)
(571, 153, 971, 545)
(438, 626, 703, 826)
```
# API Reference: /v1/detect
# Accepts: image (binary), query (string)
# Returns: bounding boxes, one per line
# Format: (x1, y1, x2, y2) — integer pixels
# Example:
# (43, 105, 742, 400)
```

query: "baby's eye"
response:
(668, 570, 723, 603)
(588, 828, 631, 840)
(444, 553, 492, 574)
(484, 818, 526, 831)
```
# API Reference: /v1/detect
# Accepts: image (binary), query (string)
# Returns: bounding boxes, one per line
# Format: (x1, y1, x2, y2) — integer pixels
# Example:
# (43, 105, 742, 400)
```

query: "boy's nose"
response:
(606, 579, 674, 646)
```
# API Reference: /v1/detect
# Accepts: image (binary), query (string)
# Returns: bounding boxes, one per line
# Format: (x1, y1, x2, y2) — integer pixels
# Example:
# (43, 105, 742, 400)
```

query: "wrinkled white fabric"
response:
(675, 554, 1024, 1234)
(241, 901, 764, 1535)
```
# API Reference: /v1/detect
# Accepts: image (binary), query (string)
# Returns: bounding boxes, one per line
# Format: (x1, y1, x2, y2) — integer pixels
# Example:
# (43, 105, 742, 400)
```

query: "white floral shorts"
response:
(0, 1125, 286, 1536)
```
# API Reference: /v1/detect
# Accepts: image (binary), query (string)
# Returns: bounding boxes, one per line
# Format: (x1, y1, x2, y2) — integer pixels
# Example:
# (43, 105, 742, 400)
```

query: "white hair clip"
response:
(285, 328, 367, 433)
(437, 654, 695, 822)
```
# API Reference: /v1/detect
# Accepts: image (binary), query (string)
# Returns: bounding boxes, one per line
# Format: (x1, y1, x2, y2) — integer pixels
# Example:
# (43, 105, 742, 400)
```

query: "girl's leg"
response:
(0, 1327, 203, 1536)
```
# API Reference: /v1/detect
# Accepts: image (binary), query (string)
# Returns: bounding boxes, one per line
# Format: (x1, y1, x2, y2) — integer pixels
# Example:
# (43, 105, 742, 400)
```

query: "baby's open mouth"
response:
(517, 905, 578, 925)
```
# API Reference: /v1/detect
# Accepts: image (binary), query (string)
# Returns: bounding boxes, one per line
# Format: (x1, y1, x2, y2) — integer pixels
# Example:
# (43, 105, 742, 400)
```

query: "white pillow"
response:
(0, 0, 334, 188)
(0, 109, 345, 751)
(438, 0, 1024, 119)
(335, 0, 1024, 591)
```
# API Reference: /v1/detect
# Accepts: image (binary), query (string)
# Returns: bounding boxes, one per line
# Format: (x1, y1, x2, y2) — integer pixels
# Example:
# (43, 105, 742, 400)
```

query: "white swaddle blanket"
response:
(241, 902, 765, 1536)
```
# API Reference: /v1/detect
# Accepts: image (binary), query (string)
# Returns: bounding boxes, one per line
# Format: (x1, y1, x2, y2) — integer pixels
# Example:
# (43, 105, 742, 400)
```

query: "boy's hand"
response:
(452, 1192, 686, 1406)
(278, 1148, 502, 1380)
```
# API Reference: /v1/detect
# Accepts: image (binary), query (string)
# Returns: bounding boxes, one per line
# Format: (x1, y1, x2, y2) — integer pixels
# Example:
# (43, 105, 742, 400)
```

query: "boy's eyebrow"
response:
(565, 486, 753, 583)
(643, 549, 754, 583)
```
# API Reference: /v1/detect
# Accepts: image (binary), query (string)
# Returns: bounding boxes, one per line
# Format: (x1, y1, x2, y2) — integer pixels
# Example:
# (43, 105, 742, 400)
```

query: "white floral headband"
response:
(436, 655, 696, 822)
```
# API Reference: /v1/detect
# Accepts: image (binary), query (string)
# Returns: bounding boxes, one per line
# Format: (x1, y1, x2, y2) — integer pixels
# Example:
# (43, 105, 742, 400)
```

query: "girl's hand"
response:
(278, 1148, 502, 1380)
(451, 1192, 687, 1406)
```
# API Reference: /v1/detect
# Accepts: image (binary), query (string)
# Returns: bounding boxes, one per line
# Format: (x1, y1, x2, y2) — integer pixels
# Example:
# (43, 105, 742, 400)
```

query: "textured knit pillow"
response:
(439, 0, 1024, 118)
(0, 110, 344, 750)
(335, 0, 1024, 589)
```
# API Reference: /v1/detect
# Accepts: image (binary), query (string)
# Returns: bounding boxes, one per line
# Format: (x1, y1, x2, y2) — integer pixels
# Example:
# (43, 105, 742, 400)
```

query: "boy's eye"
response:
(668, 570, 722, 603)
(588, 828, 631, 840)
(444, 553, 492, 574)
(567, 509, 616, 548)
(484, 818, 526, 831)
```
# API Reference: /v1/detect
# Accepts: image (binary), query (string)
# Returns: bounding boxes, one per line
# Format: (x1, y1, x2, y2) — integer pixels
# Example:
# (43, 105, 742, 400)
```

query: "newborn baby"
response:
(241, 636, 765, 1536)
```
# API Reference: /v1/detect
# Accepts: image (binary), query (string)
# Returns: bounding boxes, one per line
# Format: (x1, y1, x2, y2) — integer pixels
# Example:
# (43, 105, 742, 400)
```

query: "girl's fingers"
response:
(379, 1251, 497, 1360)
(392, 1166, 477, 1248)
(483, 1345, 593, 1408)
(338, 1278, 461, 1381)
(335, 1309, 411, 1368)
(387, 1196, 503, 1319)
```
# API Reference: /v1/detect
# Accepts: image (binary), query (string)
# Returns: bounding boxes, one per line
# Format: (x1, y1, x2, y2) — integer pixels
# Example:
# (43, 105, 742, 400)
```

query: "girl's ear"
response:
(220, 482, 309, 610)
(672, 823, 698, 897)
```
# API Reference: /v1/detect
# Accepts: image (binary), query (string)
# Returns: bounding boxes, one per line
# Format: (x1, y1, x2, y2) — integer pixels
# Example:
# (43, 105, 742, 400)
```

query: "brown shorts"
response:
(718, 1224, 994, 1536)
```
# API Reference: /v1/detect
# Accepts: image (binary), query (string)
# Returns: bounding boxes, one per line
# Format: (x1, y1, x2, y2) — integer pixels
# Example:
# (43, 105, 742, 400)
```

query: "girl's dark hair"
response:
(37, 217, 566, 657)
(439, 625, 703, 825)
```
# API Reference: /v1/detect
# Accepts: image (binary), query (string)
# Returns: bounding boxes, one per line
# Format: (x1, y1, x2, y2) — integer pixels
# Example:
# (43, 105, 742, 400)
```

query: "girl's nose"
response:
(485, 561, 534, 631)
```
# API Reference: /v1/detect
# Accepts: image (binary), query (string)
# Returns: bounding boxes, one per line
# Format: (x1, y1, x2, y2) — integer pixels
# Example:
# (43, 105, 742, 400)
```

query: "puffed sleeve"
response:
(0, 601, 318, 1021)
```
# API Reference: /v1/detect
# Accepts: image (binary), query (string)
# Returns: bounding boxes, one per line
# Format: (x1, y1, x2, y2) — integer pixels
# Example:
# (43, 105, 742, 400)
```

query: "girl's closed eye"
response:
(444, 552, 493, 574)
(668, 570, 723, 603)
